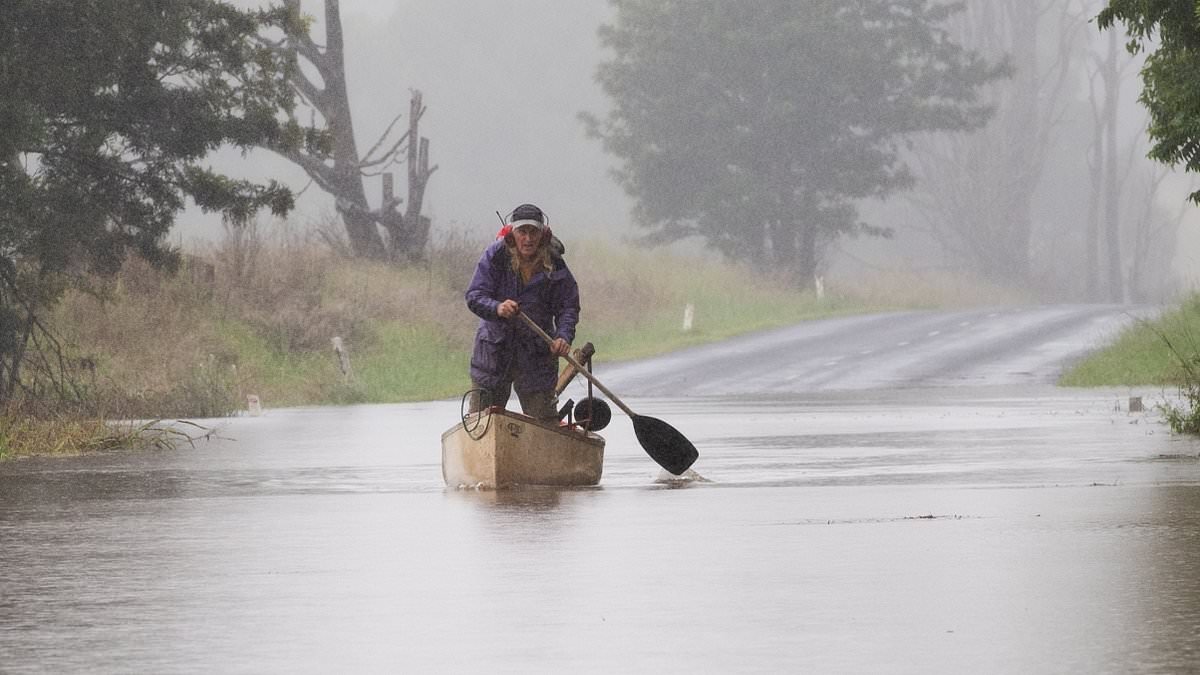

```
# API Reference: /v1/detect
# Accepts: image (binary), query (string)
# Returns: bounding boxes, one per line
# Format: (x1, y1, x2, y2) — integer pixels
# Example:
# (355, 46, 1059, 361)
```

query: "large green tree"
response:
(1098, 1, 1200, 205)
(586, 0, 1006, 283)
(0, 0, 304, 404)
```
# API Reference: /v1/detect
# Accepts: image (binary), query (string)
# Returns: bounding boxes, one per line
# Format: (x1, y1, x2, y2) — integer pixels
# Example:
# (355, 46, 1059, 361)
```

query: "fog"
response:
(188, 0, 631, 243)
(190, 1, 1199, 298)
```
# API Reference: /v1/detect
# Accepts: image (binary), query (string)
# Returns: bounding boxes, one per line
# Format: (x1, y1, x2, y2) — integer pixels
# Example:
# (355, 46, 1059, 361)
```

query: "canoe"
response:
(441, 407, 605, 489)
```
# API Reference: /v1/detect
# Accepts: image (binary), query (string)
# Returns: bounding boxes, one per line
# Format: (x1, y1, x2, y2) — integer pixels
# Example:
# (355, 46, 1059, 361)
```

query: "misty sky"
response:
(186, 0, 632, 244)
(193, 1, 1199, 291)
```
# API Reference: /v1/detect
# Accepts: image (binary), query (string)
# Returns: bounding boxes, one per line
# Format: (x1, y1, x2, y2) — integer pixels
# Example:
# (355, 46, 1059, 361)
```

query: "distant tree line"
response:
(3, 0, 1200, 410)
(584, 0, 1008, 288)
(905, 0, 1189, 303)
(587, 0, 1200, 302)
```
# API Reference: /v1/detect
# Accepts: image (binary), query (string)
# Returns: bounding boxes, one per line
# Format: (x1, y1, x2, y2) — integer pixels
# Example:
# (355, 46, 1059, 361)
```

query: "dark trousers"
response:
(469, 377, 557, 422)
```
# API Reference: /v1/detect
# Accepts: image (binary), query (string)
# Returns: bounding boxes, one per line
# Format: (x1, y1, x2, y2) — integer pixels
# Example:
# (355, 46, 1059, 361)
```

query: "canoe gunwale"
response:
(440, 406, 605, 445)
(441, 406, 605, 488)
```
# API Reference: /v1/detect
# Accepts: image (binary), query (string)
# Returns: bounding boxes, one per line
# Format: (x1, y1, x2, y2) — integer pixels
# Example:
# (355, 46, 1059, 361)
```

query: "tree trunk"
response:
(904, 0, 1088, 293)
(1085, 107, 1102, 300)
(323, 1, 385, 258)
(381, 91, 435, 262)
(0, 307, 32, 406)
(275, 1, 434, 262)
(797, 219, 817, 289)
(770, 214, 817, 289)
(1102, 27, 1124, 302)
(993, 1, 1039, 286)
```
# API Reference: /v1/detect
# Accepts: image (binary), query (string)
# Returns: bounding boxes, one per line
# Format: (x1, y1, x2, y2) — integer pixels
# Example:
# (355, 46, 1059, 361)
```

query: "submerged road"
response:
(4, 302, 1200, 673)
(602, 304, 1148, 395)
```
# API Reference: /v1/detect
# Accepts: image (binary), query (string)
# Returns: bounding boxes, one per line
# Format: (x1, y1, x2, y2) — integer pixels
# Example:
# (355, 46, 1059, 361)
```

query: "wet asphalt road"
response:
(601, 304, 1148, 395)
(4, 303, 1200, 673)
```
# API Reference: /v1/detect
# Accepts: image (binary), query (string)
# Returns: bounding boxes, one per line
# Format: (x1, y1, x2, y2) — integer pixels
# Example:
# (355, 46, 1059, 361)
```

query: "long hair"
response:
(506, 236, 554, 280)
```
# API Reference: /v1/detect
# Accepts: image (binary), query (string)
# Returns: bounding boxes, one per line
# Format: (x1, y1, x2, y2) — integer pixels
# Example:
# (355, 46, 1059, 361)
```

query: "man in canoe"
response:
(465, 203, 580, 421)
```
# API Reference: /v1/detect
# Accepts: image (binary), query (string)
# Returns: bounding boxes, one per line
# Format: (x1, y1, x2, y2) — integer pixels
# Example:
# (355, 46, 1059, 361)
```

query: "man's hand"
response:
(497, 299, 519, 319)
(549, 338, 570, 357)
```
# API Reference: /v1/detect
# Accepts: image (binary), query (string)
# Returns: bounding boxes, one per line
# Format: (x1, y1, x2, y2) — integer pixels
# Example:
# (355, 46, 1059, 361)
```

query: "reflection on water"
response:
(3, 390, 1200, 672)
(1132, 486, 1200, 672)
(453, 485, 571, 510)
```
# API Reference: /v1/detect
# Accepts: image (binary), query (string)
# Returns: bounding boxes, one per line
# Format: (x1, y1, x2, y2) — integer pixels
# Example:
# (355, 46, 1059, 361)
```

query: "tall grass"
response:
(1060, 302, 1198, 387)
(0, 405, 209, 460)
(30, 223, 1025, 428)
(1061, 295, 1200, 434)
(570, 242, 835, 359)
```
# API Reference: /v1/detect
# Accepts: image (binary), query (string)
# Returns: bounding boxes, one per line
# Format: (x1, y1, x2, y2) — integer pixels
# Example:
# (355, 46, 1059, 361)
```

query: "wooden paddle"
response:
(516, 311, 699, 475)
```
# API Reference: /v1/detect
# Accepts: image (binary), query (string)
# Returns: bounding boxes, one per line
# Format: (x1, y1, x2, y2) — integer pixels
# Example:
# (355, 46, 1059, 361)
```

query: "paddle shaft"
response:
(516, 312, 637, 418)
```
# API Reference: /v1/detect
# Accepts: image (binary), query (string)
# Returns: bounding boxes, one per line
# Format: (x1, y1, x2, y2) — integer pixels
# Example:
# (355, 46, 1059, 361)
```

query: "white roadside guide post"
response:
(331, 336, 352, 382)
(232, 362, 263, 416)
(682, 303, 694, 332)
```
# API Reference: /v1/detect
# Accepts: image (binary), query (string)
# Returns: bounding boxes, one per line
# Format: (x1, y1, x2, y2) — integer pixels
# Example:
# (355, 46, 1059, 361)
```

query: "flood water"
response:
(4, 386, 1200, 672)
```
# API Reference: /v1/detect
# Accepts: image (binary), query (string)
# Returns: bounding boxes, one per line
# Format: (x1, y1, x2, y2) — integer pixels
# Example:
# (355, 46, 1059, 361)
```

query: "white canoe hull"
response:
(441, 408, 605, 488)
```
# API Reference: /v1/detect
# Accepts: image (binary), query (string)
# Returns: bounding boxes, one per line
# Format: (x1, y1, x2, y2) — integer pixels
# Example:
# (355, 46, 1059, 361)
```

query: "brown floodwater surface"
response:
(4, 387, 1200, 672)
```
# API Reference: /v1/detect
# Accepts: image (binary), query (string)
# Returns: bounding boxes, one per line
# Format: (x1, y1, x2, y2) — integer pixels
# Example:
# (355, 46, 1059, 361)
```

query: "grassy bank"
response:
(1060, 295, 1200, 433)
(0, 409, 206, 461)
(39, 232, 898, 414)
(1060, 297, 1200, 387)
(3, 225, 1027, 456)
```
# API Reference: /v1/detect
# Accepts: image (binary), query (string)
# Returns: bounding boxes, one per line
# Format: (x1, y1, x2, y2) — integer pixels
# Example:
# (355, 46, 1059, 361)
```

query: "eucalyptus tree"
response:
(0, 0, 303, 404)
(1099, 1, 1200, 205)
(584, 0, 1006, 285)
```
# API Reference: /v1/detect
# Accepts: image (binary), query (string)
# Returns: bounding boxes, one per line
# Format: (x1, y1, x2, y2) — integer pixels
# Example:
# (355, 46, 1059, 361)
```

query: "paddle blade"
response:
(631, 415, 699, 475)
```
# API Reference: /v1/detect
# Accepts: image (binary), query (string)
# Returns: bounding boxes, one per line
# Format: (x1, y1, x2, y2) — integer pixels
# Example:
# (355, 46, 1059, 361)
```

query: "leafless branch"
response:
(360, 111, 409, 164)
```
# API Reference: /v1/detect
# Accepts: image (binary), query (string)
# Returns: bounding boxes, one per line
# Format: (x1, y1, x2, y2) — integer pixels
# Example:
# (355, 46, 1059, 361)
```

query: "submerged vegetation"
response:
(0, 406, 213, 461)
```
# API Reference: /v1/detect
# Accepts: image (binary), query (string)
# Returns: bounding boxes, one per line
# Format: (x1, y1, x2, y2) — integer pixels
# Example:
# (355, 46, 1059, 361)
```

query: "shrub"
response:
(1151, 296, 1200, 434)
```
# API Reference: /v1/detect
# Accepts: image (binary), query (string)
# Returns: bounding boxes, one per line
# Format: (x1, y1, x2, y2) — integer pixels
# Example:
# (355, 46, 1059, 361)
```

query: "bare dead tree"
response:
(271, 0, 437, 262)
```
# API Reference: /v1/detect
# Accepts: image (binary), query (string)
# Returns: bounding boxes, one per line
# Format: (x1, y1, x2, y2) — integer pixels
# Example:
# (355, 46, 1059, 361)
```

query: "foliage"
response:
(1060, 294, 1200, 435)
(1152, 309, 1200, 435)
(1061, 296, 1200, 386)
(44, 225, 997, 421)
(1098, 1, 1200, 204)
(1161, 387, 1200, 435)
(47, 223, 481, 412)
(6, 224, 1029, 458)
(584, 0, 1007, 284)
(0, 408, 216, 460)
(0, 0, 304, 404)
(106, 357, 243, 420)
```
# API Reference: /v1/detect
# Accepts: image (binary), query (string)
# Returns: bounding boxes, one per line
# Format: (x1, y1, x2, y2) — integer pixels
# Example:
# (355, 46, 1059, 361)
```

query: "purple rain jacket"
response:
(465, 239, 581, 392)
